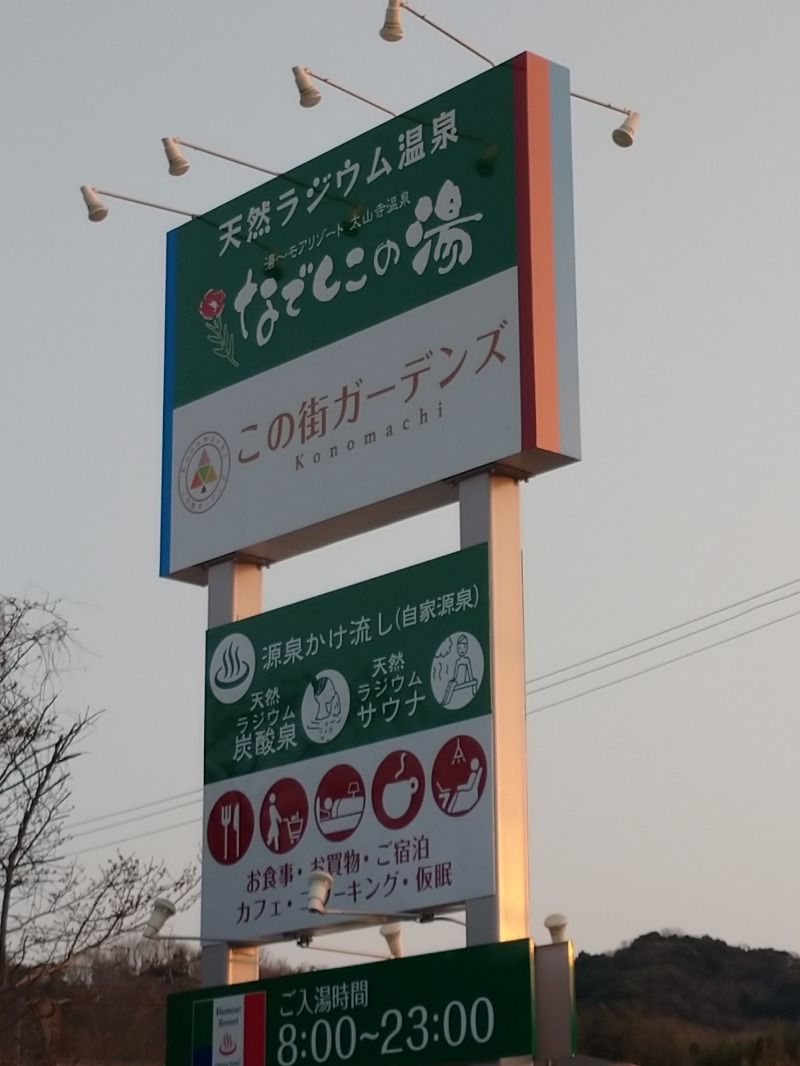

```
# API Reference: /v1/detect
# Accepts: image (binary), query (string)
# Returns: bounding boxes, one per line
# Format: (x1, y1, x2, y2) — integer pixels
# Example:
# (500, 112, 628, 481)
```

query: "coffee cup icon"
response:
(382, 776, 419, 819)
(372, 750, 426, 830)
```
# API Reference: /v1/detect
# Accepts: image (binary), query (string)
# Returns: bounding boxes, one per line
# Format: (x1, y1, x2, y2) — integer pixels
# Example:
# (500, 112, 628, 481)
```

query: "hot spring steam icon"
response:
(209, 633, 256, 704)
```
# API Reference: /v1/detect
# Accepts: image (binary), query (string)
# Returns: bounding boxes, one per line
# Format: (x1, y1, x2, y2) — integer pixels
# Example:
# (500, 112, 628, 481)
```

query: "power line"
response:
(51, 576, 800, 853)
(526, 574, 800, 685)
(526, 604, 800, 716)
(69, 797, 202, 840)
(58, 607, 800, 856)
(526, 584, 800, 695)
(62, 816, 202, 859)
(67, 787, 202, 830)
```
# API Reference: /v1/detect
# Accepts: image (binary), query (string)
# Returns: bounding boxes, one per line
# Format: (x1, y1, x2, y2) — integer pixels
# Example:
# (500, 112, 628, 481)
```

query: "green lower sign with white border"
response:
(166, 938, 536, 1066)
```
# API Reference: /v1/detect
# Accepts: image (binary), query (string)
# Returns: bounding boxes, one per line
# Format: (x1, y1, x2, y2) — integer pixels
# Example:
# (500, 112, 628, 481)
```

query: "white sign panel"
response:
(201, 718, 494, 942)
(168, 272, 519, 576)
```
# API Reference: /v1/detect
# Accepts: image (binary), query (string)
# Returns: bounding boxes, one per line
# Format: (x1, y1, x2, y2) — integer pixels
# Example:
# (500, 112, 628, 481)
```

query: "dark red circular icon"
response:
(260, 778, 309, 854)
(314, 764, 365, 842)
(372, 749, 425, 830)
(207, 791, 254, 864)
(431, 735, 487, 817)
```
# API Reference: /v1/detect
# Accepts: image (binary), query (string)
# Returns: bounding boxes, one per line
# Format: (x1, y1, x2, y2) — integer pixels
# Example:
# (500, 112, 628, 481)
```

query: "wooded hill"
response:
(576, 931, 800, 1066)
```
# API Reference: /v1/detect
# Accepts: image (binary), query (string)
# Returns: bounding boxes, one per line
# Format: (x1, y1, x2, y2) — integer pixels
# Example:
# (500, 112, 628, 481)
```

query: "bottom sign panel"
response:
(201, 718, 494, 941)
(166, 939, 536, 1066)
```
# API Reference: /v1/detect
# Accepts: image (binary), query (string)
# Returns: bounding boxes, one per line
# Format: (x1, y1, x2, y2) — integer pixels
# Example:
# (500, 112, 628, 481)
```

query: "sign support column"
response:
(459, 472, 530, 944)
(202, 558, 264, 987)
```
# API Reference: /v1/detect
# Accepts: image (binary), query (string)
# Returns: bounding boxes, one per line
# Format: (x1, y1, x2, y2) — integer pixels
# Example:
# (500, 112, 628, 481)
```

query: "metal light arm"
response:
(81, 185, 196, 223)
(400, 3, 495, 67)
(90, 189, 195, 217)
(146, 933, 222, 944)
(298, 941, 391, 960)
(304, 69, 397, 116)
(314, 905, 420, 919)
(172, 138, 282, 177)
(569, 91, 632, 116)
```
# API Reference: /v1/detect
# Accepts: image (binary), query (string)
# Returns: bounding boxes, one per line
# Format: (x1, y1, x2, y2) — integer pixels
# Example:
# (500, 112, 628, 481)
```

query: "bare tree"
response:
(0, 595, 197, 1061)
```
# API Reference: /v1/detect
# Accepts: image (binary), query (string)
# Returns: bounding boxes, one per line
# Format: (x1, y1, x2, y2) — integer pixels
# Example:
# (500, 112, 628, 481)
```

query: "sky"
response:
(3, 0, 800, 970)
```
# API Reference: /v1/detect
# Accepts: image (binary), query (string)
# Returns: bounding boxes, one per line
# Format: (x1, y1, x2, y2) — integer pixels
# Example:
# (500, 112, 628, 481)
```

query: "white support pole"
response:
(207, 559, 264, 629)
(202, 559, 264, 987)
(533, 941, 577, 1060)
(459, 473, 530, 945)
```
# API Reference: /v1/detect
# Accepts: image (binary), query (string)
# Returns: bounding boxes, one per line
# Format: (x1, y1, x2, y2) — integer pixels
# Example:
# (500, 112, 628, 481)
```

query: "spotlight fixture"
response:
(379, 0, 404, 42)
(143, 898, 177, 940)
(379, 922, 404, 958)
(162, 137, 190, 176)
(544, 912, 569, 944)
(307, 869, 334, 914)
(292, 66, 322, 109)
(612, 111, 640, 148)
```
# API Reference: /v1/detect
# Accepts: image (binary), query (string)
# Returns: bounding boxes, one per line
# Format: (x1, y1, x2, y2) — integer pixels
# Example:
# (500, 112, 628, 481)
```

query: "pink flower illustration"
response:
(199, 288, 226, 320)
(198, 287, 237, 367)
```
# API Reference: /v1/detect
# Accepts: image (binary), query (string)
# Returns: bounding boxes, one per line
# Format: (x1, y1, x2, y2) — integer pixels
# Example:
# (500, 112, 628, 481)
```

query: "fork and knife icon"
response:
(220, 802, 241, 861)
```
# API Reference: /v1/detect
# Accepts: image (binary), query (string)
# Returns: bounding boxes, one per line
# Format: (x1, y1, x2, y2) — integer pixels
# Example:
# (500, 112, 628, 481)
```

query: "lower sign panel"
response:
(166, 939, 536, 1066)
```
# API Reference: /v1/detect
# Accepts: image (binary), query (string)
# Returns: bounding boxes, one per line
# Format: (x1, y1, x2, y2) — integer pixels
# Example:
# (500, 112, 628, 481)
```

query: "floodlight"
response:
(612, 111, 640, 148)
(143, 898, 177, 940)
(544, 912, 568, 944)
(379, 0, 404, 41)
(379, 922, 404, 958)
(162, 137, 191, 176)
(307, 870, 334, 913)
(293, 66, 322, 108)
(81, 185, 109, 222)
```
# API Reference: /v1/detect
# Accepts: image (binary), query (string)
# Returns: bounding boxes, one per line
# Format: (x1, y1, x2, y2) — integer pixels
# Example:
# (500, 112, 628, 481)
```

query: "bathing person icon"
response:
(313, 675, 342, 722)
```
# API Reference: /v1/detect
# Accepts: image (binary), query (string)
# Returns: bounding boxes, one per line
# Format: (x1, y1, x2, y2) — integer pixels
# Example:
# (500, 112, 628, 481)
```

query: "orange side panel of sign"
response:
(513, 52, 578, 458)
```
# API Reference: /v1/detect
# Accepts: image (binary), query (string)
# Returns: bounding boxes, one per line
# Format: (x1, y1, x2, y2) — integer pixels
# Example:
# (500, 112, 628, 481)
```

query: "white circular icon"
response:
(178, 432, 231, 514)
(430, 631, 485, 710)
(209, 633, 256, 704)
(301, 670, 350, 744)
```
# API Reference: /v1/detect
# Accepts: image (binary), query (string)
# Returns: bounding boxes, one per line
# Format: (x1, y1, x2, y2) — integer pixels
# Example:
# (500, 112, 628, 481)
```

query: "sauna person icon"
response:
(443, 634, 477, 706)
(430, 632, 485, 711)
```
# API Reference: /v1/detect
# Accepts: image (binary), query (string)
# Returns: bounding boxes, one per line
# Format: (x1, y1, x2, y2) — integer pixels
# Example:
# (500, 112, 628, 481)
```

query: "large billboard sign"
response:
(166, 939, 536, 1066)
(162, 53, 579, 582)
(200, 546, 493, 943)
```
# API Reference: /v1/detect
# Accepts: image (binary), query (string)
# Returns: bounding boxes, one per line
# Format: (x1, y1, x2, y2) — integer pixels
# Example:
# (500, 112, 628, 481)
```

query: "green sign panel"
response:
(167, 66, 517, 410)
(165, 939, 536, 1066)
(204, 545, 490, 786)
